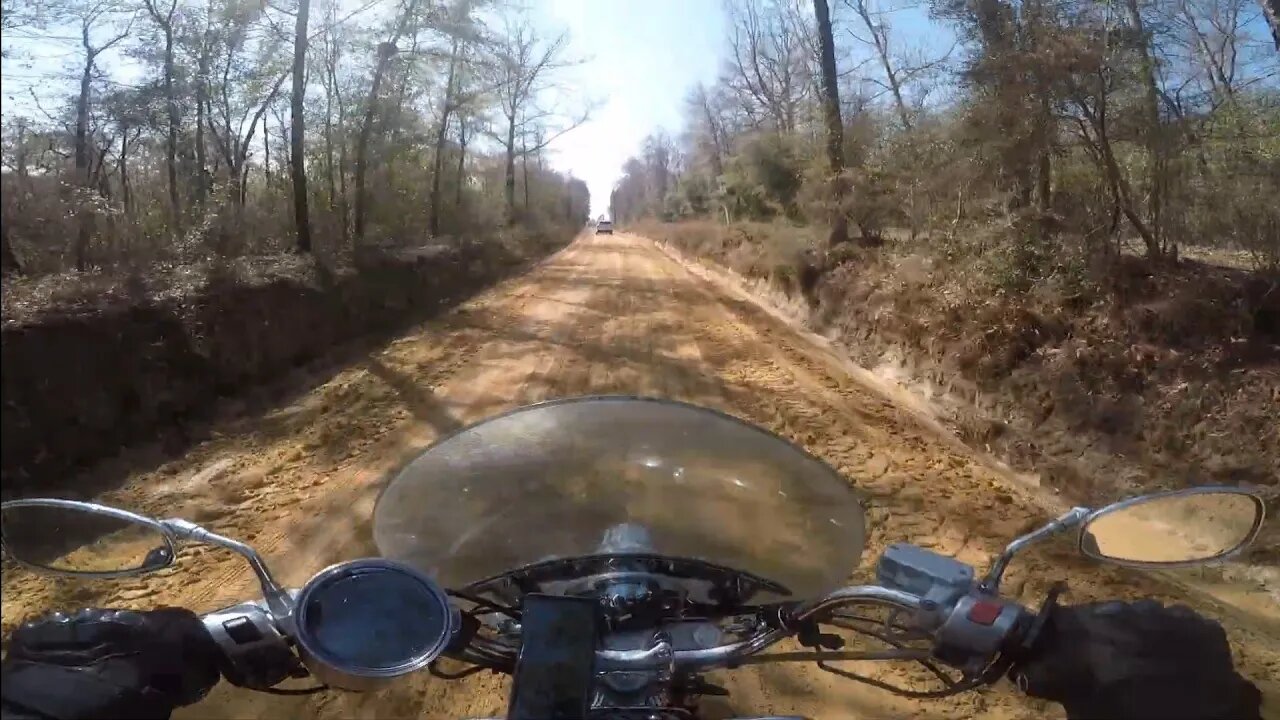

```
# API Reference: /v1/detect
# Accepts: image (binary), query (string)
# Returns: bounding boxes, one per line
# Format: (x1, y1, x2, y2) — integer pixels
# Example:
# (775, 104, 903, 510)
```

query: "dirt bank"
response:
(0, 229, 573, 495)
(1, 233, 1277, 719)
(635, 220, 1278, 566)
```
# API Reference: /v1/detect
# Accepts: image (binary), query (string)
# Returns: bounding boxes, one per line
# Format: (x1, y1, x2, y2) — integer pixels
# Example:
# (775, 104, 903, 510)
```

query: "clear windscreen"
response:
(372, 397, 866, 598)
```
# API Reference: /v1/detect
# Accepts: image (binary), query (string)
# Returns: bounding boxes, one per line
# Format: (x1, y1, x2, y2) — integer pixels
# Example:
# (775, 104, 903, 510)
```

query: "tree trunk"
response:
(263, 114, 272, 187)
(853, 0, 912, 130)
(354, 56, 392, 243)
(329, 56, 350, 246)
(75, 63, 91, 175)
(704, 114, 724, 178)
(337, 122, 350, 248)
(1, 223, 21, 276)
(1036, 151, 1051, 211)
(428, 110, 452, 235)
(14, 122, 28, 179)
(813, 0, 848, 246)
(428, 34, 460, 237)
(504, 115, 517, 225)
(354, 0, 418, 244)
(522, 132, 531, 212)
(353, 74, 384, 242)
(454, 117, 467, 209)
(1036, 89, 1052, 215)
(290, 0, 312, 254)
(195, 48, 210, 207)
(120, 128, 132, 218)
(75, 51, 93, 271)
(162, 24, 181, 234)
(1094, 115, 1159, 258)
(323, 66, 336, 212)
(1126, 0, 1165, 247)
(94, 144, 112, 198)
(1262, 0, 1280, 50)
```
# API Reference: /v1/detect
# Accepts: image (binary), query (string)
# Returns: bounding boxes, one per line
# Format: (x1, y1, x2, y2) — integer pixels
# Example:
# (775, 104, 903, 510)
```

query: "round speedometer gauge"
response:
(293, 558, 456, 690)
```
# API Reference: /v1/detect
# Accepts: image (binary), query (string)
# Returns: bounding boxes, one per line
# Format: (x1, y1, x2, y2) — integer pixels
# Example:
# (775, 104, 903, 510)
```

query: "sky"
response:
(534, 0, 728, 219)
(531, 0, 955, 219)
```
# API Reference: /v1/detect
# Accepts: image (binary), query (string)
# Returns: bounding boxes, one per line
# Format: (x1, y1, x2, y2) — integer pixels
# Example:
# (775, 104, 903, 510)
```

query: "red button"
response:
(967, 600, 1003, 626)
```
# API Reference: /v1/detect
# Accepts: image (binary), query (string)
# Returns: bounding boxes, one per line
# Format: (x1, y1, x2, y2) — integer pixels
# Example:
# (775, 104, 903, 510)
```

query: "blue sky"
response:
(535, 0, 955, 218)
(536, 0, 728, 218)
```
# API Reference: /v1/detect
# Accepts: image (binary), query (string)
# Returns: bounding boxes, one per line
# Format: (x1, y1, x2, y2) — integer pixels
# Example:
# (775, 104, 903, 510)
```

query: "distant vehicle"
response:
(596, 220, 613, 235)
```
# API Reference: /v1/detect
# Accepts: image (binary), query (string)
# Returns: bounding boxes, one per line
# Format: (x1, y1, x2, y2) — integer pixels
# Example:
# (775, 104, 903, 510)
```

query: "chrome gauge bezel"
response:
(292, 557, 456, 689)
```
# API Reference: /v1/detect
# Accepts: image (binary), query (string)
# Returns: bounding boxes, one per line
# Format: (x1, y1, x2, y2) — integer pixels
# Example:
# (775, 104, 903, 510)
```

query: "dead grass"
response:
(634, 220, 1279, 565)
(1, 255, 323, 329)
(1, 226, 579, 492)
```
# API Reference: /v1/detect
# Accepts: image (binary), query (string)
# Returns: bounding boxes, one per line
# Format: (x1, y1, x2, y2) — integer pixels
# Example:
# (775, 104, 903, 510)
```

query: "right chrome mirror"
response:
(1, 498, 176, 578)
(1079, 488, 1264, 568)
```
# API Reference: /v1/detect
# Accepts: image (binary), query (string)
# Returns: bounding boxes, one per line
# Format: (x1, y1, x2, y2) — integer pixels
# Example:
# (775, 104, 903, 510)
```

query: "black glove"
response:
(1012, 599, 1262, 720)
(1, 608, 222, 720)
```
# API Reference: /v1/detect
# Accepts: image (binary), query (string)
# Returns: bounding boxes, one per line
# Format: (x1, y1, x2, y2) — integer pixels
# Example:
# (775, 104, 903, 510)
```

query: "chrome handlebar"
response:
(465, 585, 938, 673)
(207, 570, 1028, 691)
(665, 585, 929, 670)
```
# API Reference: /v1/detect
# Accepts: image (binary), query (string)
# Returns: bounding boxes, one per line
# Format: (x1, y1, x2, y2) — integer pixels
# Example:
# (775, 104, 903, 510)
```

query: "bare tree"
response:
(429, 32, 463, 236)
(1173, 0, 1260, 106)
(353, 0, 422, 244)
(454, 108, 471, 209)
(1262, 0, 1280, 49)
(686, 83, 727, 177)
(843, 0, 906, 129)
(429, 0, 480, 237)
(142, 0, 180, 234)
(205, 51, 288, 214)
(724, 0, 812, 132)
(492, 13, 588, 225)
(2, 0, 594, 275)
(73, 0, 132, 270)
(813, 0, 848, 245)
(290, 0, 312, 253)
(317, 0, 350, 242)
(188, 0, 217, 209)
(1125, 0, 1169, 252)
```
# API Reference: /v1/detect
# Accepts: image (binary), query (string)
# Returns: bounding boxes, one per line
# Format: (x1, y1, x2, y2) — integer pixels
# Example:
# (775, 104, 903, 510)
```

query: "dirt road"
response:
(3, 233, 1277, 719)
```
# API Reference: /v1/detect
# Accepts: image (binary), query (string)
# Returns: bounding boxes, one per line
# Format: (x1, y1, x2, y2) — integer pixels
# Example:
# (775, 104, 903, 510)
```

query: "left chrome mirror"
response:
(1079, 488, 1264, 568)
(1, 499, 176, 578)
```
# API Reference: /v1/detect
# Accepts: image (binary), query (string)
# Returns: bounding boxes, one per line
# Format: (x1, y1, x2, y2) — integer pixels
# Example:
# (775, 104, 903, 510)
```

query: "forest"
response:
(613, 0, 1278, 513)
(1, 0, 591, 277)
(611, 0, 1279, 278)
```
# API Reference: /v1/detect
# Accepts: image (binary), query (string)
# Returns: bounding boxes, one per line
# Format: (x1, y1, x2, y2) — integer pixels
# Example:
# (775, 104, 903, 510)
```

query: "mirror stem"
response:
(162, 519, 294, 624)
(979, 507, 1090, 594)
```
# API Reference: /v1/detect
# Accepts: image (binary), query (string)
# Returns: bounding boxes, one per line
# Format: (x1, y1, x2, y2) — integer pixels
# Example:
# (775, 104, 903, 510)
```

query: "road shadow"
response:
(363, 355, 465, 437)
(3, 235, 580, 504)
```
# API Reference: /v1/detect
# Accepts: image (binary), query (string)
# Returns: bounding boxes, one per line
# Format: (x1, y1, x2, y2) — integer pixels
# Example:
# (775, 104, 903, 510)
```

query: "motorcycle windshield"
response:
(373, 397, 865, 598)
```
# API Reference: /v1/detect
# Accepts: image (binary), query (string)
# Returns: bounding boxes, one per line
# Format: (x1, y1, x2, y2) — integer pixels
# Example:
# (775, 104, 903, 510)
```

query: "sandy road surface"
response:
(3, 233, 1277, 719)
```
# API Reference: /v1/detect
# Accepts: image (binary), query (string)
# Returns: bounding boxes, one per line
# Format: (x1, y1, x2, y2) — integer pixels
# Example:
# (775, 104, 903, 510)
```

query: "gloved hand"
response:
(1, 608, 222, 720)
(1011, 599, 1262, 720)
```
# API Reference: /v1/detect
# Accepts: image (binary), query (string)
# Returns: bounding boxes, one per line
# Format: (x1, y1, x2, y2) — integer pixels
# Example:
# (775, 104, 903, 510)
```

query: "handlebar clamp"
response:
(203, 602, 302, 690)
